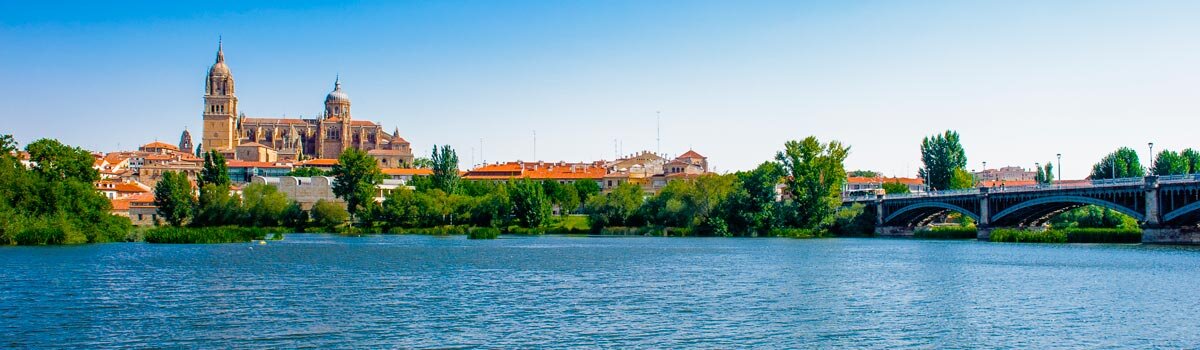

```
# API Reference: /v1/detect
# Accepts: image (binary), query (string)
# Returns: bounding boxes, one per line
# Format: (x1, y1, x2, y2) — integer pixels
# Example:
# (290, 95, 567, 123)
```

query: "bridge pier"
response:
(1142, 227, 1200, 244)
(976, 227, 991, 241)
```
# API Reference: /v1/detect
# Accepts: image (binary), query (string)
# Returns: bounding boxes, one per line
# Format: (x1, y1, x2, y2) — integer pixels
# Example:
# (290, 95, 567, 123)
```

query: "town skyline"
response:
(4, 1, 1200, 178)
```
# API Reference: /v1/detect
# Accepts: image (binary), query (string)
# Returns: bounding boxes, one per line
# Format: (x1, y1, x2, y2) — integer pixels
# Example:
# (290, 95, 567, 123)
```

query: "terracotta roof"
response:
(367, 149, 405, 155)
(238, 142, 269, 148)
(463, 161, 606, 180)
(302, 159, 339, 166)
(110, 199, 130, 211)
(847, 176, 924, 185)
(226, 160, 292, 168)
(95, 181, 151, 193)
(350, 120, 377, 126)
(382, 168, 434, 176)
(127, 192, 157, 207)
(141, 141, 179, 150)
(677, 150, 705, 159)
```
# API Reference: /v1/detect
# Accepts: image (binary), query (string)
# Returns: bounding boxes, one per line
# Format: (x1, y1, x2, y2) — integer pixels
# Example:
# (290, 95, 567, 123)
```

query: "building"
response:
(179, 129, 194, 155)
(602, 150, 710, 194)
(843, 176, 927, 197)
(462, 161, 606, 184)
(227, 160, 293, 183)
(251, 175, 414, 209)
(198, 41, 414, 167)
(382, 168, 434, 183)
(974, 166, 1035, 182)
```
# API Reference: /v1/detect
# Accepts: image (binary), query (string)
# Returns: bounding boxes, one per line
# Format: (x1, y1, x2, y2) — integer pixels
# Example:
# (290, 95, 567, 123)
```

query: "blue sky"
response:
(2, 0, 1199, 179)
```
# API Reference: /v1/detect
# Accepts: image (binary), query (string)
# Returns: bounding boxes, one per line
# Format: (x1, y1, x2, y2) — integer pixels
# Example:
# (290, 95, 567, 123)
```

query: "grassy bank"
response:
(990, 228, 1141, 243)
(145, 226, 285, 244)
(915, 226, 978, 239)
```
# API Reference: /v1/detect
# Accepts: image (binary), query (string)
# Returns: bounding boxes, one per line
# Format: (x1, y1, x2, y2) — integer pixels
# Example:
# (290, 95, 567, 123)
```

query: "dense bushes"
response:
(990, 227, 1141, 244)
(990, 229, 1067, 243)
(468, 227, 500, 239)
(0, 136, 133, 245)
(145, 226, 283, 244)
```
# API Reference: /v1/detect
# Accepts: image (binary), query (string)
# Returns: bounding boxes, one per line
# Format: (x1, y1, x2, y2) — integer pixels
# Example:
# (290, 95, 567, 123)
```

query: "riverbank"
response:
(144, 226, 286, 244)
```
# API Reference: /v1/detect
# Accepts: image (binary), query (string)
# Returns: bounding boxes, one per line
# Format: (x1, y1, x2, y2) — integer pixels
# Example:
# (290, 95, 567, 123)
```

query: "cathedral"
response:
(199, 41, 414, 167)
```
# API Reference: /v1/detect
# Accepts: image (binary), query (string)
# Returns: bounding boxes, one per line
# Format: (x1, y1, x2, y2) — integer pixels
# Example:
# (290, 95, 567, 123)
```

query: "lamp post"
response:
(1149, 142, 1155, 173)
(1056, 153, 1062, 185)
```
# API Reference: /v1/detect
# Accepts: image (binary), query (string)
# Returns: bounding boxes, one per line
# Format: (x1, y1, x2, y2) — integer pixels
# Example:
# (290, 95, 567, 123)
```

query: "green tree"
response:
(573, 180, 602, 204)
(775, 136, 850, 229)
(411, 157, 434, 169)
(542, 180, 581, 215)
(310, 199, 349, 230)
(918, 130, 968, 190)
(330, 148, 383, 221)
(585, 182, 644, 230)
(1043, 162, 1054, 184)
(281, 201, 309, 231)
(287, 166, 328, 177)
(1153, 150, 1189, 176)
(1182, 148, 1200, 174)
(430, 145, 460, 194)
(882, 181, 910, 194)
(724, 161, 783, 235)
(242, 183, 290, 226)
(25, 138, 98, 183)
(378, 187, 424, 228)
(1091, 147, 1144, 179)
(199, 150, 230, 188)
(192, 184, 242, 227)
(848, 170, 879, 178)
(510, 179, 551, 228)
(154, 171, 195, 227)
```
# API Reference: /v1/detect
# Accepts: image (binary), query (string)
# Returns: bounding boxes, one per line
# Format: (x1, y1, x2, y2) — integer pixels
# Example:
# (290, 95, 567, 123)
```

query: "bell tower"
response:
(201, 39, 239, 152)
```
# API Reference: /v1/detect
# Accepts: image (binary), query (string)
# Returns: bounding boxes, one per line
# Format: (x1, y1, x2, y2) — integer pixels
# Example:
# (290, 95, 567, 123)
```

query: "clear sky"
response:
(2, 0, 1199, 179)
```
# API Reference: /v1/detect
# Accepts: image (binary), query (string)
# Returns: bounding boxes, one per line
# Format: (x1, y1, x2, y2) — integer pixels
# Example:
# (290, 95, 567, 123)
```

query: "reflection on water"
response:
(3, 235, 1200, 348)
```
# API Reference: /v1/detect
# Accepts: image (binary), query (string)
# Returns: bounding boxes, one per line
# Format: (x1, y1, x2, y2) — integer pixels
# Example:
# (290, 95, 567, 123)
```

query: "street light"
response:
(1056, 153, 1062, 184)
(1149, 142, 1155, 172)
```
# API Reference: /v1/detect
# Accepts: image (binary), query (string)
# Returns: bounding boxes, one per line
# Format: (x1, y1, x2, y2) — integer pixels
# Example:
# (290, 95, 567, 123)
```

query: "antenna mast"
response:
(656, 110, 661, 155)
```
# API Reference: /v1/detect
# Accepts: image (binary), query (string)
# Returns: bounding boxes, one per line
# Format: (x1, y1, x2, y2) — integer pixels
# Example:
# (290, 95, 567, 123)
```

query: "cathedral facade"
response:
(199, 42, 414, 167)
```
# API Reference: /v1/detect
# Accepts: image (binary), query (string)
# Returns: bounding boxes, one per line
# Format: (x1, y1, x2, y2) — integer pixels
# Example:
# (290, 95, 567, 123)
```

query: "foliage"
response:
(411, 157, 434, 169)
(1183, 148, 1200, 174)
(918, 130, 968, 190)
(848, 170, 879, 178)
(1153, 150, 1189, 176)
(723, 161, 783, 235)
(154, 171, 195, 227)
(242, 183, 290, 226)
(1035, 161, 1055, 184)
(573, 180, 602, 205)
(585, 182, 645, 231)
(510, 178, 552, 228)
(281, 202, 309, 231)
(828, 203, 876, 236)
(542, 180, 581, 215)
(192, 183, 242, 227)
(145, 226, 281, 244)
(1091, 147, 1144, 179)
(330, 148, 383, 219)
(0, 136, 132, 245)
(287, 166, 328, 177)
(199, 150, 230, 188)
(881, 181, 910, 194)
(1062, 228, 1141, 243)
(989, 228, 1067, 243)
(430, 145, 460, 194)
(1048, 205, 1138, 229)
(640, 174, 738, 235)
(310, 199, 349, 230)
(775, 136, 850, 229)
(914, 226, 978, 239)
(468, 227, 500, 239)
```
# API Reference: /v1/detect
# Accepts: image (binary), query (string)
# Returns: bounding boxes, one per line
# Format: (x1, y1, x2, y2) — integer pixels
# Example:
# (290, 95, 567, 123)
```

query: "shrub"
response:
(468, 227, 500, 239)
(310, 200, 349, 230)
(145, 226, 282, 244)
(915, 225, 978, 239)
(767, 228, 820, 238)
(990, 228, 1067, 243)
(1063, 228, 1141, 243)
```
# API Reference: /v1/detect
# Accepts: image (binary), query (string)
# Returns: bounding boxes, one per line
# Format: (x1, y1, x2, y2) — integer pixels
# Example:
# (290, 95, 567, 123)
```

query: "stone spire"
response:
(216, 36, 224, 63)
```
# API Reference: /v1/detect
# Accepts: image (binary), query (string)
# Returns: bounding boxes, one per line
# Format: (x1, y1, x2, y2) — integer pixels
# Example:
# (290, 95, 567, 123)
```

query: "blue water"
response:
(3, 235, 1200, 348)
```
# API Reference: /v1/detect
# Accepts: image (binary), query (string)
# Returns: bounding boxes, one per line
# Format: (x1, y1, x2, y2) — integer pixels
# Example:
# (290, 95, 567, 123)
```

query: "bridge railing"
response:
(1158, 174, 1200, 183)
(842, 176, 1159, 202)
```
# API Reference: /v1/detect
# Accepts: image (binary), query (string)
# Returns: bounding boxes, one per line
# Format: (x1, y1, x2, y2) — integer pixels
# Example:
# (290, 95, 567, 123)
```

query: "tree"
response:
(242, 183, 290, 226)
(542, 180, 581, 215)
(882, 181, 910, 194)
(573, 180, 601, 204)
(918, 130, 968, 190)
(1043, 162, 1054, 184)
(1182, 148, 1200, 174)
(1091, 147, 1144, 179)
(0, 134, 16, 155)
(154, 171, 195, 227)
(287, 166, 328, 177)
(310, 199, 349, 230)
(725, 161, 783, 235)
(199, 150, 230, 188)
(431, 145, 460, 194)
(510, 179, 551, 228)
(192, 184, 241, 227)
(848, 170, 879, 178)
(585, 182, 644, 230)
(775, 136, 850, 229)
(281, 201, 309, 231)
(411, 157, 434, 169)
(1153, 150, 1189, 176)
(330, 148, 383, 220)
(378, 187, 424, 228)
(25, 139, 98, 183)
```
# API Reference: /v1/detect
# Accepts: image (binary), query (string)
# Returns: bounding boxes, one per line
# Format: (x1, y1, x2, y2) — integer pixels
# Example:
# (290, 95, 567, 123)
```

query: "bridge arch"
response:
(1163, 201, 1200, 225)
(990, 195, 1144, 226)
(884, 202, 980, 226)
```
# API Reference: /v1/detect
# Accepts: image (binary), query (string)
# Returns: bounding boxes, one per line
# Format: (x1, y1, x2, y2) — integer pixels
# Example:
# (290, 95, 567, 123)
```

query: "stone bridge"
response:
(845, 175, 1200, 244)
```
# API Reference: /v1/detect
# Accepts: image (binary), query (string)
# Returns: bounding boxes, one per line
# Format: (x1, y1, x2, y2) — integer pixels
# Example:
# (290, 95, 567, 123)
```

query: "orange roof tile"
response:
(677, 150, 705, 159)
(462, 161, 606, 180)
(141, 141, 179, 150)
(382, 168, 434, 176)
(302, 159, 339, 166)
(980, 180, 1037, 187)
(110, 199, 130, 211)
(227, 160, 292, 168)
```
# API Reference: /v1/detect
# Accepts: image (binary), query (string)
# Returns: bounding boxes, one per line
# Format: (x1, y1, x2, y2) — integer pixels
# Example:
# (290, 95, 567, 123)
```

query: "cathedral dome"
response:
(209, 40, 231, 77)
(325, 77, 350, 104)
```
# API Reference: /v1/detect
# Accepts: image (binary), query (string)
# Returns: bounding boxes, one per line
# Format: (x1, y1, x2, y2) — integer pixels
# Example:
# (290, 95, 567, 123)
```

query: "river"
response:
(3, 234, 1200, 348)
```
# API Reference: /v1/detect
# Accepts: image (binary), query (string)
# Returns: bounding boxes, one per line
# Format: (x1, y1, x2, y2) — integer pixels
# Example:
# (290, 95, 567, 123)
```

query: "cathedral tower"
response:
(201, 40, 239, 153)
